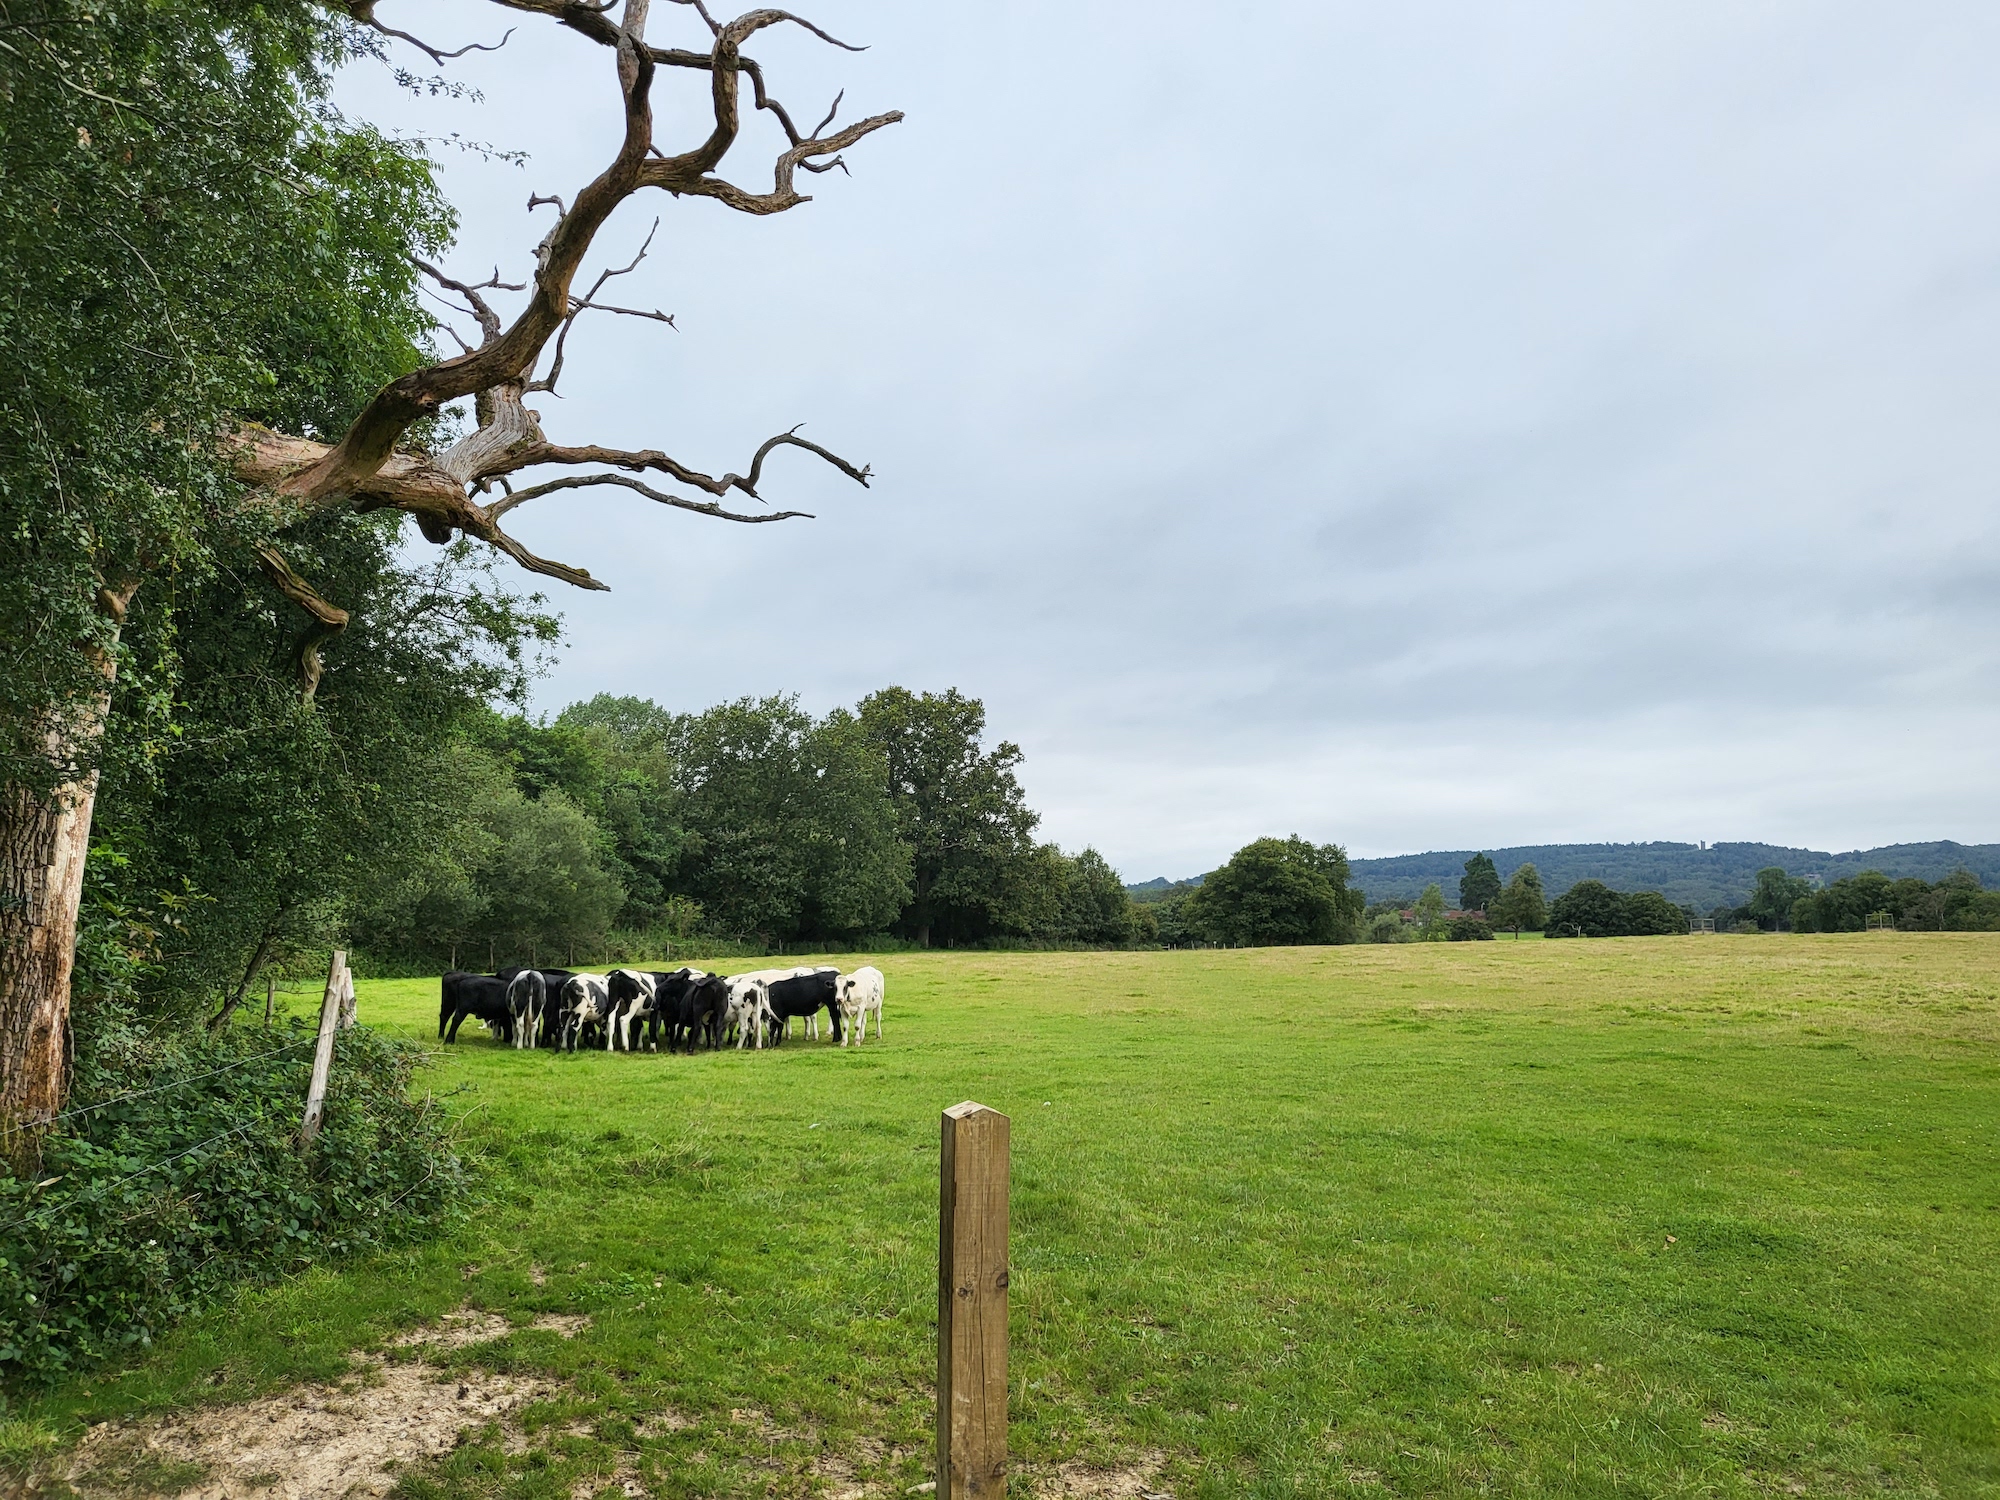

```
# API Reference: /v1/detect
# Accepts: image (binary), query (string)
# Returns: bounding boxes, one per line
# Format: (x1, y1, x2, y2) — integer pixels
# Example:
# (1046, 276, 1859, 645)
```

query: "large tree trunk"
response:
(0, 594, 129, 1168)
(0, 774, 99, 1162)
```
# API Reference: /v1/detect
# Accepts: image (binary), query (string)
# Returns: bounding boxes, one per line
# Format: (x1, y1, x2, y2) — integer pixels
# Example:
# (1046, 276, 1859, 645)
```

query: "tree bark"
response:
(0, 590, 131, 1166)
(0, 774, 99, 1166)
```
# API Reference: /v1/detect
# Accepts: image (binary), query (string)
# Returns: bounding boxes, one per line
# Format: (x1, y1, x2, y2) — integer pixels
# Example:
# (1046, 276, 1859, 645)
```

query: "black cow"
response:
(639, 969, 690, 1050)
(763, 969, 842, 1045)
(664, 972, 729, 1052)
(440, 971, 513, 1044)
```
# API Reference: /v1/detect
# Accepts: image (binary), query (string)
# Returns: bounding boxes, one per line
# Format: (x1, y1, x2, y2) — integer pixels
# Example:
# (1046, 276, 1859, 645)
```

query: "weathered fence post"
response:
(298, 949, 345, 1149)
(336, 959, 356, 1029)
(938, 1101, 1009, 1499)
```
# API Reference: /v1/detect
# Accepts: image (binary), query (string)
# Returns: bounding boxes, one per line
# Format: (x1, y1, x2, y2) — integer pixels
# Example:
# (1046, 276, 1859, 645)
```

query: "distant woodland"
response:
(1247, 841, 2000, 910)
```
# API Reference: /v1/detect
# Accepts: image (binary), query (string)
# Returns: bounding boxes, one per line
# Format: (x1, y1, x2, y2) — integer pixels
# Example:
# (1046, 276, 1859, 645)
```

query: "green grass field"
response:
(19, 937, 2000, 1498)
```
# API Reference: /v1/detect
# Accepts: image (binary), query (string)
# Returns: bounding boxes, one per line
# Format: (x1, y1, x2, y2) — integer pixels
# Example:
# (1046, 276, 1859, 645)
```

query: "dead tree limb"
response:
(226, 0, 901, 664)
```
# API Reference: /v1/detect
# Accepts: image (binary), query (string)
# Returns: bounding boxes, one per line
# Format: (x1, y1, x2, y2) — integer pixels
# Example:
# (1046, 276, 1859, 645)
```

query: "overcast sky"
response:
(340, 2, 2000, 881)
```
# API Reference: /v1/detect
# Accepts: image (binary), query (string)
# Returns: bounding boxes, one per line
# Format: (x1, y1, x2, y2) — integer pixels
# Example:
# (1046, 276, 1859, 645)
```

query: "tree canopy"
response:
(1183, 837, 1364, 947)
(1457, 853, 1501, 914)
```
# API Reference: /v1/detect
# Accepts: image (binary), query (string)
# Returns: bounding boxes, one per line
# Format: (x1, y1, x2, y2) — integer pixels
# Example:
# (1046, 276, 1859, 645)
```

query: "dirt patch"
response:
(388, 1309, 513, 1350)
(67, 1364, 558, 1500)
(1035, 1451, 1173, 1499)
(62, 1310, 589, 1500)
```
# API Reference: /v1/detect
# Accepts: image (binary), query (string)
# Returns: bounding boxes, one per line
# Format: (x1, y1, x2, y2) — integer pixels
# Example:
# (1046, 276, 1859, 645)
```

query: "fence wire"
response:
(0, 1119, 259, 1239)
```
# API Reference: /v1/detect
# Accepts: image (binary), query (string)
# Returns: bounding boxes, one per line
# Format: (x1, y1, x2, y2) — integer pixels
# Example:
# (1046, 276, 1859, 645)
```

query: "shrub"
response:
(0, 1023, 465, 1387)
(1366, 912, 1416, 943)
(1447, 916, 1495, 941)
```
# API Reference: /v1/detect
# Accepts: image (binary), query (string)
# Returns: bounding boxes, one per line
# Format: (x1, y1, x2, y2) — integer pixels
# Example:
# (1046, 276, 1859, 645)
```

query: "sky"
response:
(338, 2, 2000, 881)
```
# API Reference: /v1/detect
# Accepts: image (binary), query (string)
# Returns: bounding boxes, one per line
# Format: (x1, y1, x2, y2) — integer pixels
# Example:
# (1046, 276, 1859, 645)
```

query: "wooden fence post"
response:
(938, 1101, 1009, 1499)
(298, 949, 345, 1149)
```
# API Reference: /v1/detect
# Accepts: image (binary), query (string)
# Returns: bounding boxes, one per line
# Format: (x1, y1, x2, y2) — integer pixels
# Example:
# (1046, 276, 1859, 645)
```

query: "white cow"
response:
(835, 966, 884, 1046)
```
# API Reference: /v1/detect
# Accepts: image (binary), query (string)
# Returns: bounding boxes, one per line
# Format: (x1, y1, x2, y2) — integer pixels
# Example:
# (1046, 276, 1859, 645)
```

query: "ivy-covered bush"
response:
(0, 1023, 466, 1386)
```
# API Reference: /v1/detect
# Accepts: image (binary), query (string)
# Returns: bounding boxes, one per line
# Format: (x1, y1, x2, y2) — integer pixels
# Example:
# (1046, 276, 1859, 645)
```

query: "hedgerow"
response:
(0, 1022, 466, 1387)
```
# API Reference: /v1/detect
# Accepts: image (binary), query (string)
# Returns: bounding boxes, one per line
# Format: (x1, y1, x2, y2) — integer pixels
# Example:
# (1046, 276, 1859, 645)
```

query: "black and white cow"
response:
(603, 968, 657, 1052)
(717, 972, 776, 1049)
(504, 970, 544, 1049)
(497, 968, 574, 1048)
(440, 971, 513, 1044)
(763, 968, 842, 1045)
(557, 973, 612, 1053)
(835, 966, 884, 1046)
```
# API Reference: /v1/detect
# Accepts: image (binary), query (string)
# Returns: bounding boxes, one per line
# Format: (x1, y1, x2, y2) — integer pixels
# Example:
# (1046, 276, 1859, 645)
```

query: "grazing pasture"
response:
(19, 938, 2000, 1499)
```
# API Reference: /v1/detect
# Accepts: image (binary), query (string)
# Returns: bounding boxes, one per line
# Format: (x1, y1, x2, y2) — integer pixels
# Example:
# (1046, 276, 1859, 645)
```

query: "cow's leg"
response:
(445, 1006, 468, 1043)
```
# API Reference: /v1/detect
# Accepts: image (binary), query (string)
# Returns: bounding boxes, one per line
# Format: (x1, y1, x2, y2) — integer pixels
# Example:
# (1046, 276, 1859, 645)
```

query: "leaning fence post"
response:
(938, 1101, 1009, 1499)
(298, 949, 345, 1149)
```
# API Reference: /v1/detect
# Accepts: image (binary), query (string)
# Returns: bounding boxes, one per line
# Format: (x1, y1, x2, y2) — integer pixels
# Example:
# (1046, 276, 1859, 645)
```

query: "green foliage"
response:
(0, 0, 449, 793)
(355, 688, 1156, 964)
(669, 698, 910, 943)
(1055, 848, 1137, 946)
(1747, 867, 1814, 931)
(1350, 841, 2000, 912)
(0, 1023, 465, 1386)
(1457, 853, 1501, 914)
(1789, 868, 2000, 933)
(1446, 915, 1495, 941)
(1366, 910, 1417, 943)
(1185, 836, 1363, 946)
(1546, 880, 1688, 939)
(88, 532, 552, 1021)
(1490, 863, 1548, 935)
(1412, 882, 1449, 940)
(857, 687, 1042, 945)
(1620, 890, 1687, 937)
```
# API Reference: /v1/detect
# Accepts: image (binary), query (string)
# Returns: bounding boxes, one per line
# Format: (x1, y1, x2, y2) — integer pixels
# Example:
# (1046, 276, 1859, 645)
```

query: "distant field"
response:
(22, 937, 2000, 1498)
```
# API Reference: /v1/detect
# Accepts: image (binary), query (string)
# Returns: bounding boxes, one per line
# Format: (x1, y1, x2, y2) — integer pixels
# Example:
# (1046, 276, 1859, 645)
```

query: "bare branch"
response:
(810, 88, 842, 138)
(488, 425, 872, 497)
(489, 472, 812, 524)
(251, 0, 898, 603)
(529, 219, 672, 394)
(342, 1, 514, 65)
(474, 524, 612, 590)
(665, 0, 722, 36)
(253, 545, 351, 700)
(415, 256, 505, 343)
(658, 108, 901, 214)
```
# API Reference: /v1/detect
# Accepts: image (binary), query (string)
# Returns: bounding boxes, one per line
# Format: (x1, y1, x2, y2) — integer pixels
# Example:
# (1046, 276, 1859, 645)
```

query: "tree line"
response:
(1718, 867, 2000, 934)
(353, 688, 1139, 967)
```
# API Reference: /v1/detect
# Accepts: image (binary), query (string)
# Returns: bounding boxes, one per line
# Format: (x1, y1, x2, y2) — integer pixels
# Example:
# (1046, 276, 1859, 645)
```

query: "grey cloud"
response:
(339, 0, 2000, 880)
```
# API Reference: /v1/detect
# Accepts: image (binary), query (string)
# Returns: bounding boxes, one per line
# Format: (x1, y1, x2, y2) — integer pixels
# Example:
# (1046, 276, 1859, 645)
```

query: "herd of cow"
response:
(437, 963, 887, 1053)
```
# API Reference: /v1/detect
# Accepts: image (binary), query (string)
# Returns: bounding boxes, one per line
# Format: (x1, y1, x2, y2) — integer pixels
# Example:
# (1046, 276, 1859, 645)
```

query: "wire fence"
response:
(0, 1119, 259, 1239)
(0, 951, 355, 1234)
(45, 1034, 324, 1129)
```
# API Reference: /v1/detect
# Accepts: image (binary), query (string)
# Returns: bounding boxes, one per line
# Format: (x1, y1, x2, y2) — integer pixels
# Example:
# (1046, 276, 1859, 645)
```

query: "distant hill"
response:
(1124, 874, 1204, 901)
(1343, 841, 2000, 909)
